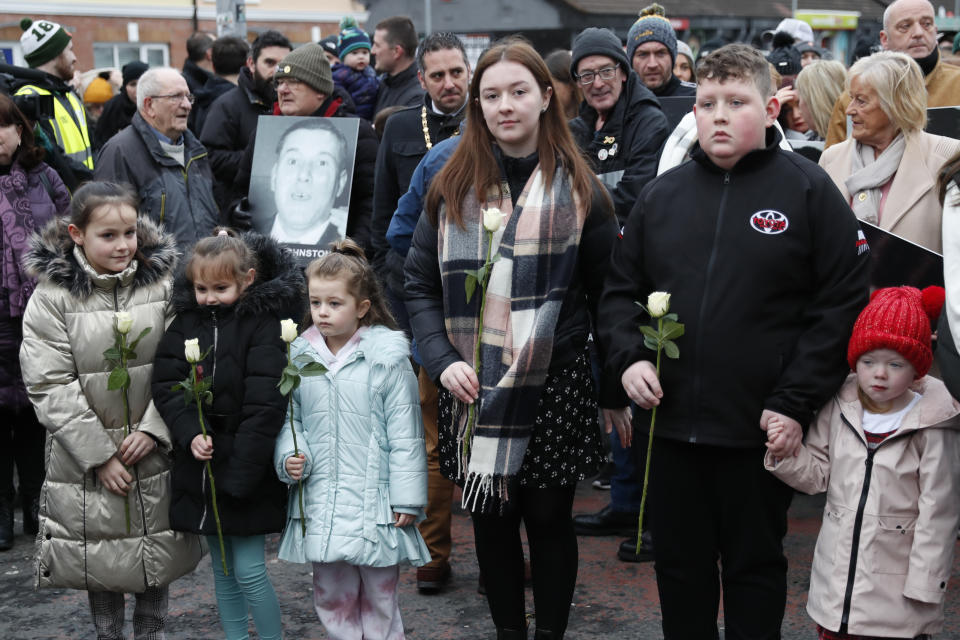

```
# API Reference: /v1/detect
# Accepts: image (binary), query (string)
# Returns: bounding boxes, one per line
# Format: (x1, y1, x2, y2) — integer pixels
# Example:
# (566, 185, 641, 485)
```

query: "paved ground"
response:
(2, 481, 960, 639)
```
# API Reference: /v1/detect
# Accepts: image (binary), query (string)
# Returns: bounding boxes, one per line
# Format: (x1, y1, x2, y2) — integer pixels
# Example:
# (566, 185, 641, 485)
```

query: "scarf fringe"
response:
(461, 471, 510, 514)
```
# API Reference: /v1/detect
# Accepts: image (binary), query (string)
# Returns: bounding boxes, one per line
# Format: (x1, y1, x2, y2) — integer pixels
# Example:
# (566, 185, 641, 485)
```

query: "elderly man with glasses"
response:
(567, 27, 669, 565)
(569, 27, 669, 227)
(95, 66, 219, 253)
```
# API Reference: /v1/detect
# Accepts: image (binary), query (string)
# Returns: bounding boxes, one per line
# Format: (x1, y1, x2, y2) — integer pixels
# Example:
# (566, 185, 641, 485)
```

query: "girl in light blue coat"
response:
(274, 238, 429, 640)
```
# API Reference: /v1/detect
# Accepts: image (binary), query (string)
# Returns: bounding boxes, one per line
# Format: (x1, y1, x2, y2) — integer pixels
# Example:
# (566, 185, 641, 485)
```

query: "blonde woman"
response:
(819, 51, 960, 252)
(795, 60, 846, 140)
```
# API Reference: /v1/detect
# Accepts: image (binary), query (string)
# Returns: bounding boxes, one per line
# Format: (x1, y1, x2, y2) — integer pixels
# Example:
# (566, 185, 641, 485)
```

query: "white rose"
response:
(184, 338, 201, 363)
(115, 311, 133, 334)
(647, 291, 671, 318)
(280, 318, 298, 343)
(482, 207, 504, 232)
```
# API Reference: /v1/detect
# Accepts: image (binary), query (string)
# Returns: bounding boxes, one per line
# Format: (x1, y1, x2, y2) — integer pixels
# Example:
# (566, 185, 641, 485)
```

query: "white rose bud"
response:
(280, 318, 298, 343)
(115, 311, 133, 334)
(184, 338, 201, 363)
(482, 207, 504, 233)
(647, 291, 671, 318)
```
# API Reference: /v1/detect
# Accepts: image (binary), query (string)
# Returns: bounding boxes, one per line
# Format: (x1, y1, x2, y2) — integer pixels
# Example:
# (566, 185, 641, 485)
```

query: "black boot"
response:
(0, 497, 13, 551)
(22, 494, 39, 535)
(534, 630, 563, 640)
(496, 627, 527, 640)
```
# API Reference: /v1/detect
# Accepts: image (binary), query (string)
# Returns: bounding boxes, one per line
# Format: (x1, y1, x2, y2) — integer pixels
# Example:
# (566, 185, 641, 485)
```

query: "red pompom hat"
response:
(847, 286, 940, 378)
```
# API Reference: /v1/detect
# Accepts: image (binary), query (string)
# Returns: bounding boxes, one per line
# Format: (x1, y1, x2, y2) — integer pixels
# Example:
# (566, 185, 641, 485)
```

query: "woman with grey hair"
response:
(795, 60, 846, 140)
(820, 50, 960, 252)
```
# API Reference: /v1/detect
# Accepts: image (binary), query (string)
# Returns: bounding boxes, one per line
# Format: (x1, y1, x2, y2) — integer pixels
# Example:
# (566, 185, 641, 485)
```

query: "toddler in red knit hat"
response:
(765, 286, 960, 640)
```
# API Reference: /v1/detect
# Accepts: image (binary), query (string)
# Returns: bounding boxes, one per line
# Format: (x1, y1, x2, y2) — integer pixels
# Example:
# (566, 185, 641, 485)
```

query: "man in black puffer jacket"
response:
(201, 31, 292, 212)
(568, 28, 669, 227)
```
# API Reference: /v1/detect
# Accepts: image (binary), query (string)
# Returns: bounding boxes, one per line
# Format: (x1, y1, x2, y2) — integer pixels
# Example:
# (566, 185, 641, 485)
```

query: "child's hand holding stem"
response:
(191, 434, 213, 461)
(285, 453, 305, 481)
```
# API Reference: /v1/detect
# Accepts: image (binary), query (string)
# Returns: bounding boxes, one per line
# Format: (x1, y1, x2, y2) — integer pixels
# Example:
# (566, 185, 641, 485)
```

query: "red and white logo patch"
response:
(856, 229, 870, 255)
(749, 210, 789, 234)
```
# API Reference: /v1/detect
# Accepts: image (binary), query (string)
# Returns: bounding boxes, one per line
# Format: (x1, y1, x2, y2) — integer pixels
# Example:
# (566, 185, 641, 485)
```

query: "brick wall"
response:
(0, 14, 340, 70)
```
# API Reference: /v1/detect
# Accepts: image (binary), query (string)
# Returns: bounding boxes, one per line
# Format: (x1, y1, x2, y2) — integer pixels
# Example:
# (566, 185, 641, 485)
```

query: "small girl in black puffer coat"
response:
(151, 228, 304, 640)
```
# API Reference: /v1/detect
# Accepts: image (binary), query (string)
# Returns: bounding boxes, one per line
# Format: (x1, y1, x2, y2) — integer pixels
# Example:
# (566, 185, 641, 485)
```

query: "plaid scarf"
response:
(439, 161, 586, 510)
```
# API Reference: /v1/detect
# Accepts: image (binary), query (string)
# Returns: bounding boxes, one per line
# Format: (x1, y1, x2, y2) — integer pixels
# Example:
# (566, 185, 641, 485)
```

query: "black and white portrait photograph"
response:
(248, 115, 359, 260)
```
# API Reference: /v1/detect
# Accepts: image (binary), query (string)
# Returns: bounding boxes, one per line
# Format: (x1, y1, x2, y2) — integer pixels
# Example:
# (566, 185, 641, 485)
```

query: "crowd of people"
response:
(3, 0, 960, 638)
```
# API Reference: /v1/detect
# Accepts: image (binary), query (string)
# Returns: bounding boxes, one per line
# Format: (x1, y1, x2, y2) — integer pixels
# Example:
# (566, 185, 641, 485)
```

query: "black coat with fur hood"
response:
(152, 232, 306, 536)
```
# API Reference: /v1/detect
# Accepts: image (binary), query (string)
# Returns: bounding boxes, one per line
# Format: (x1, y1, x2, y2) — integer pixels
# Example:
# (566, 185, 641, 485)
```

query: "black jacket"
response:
(188, 73, 235, 137)
(652, 74, 697, 98)
(569, 71, 669, 226)
(404, 149, 623, 406)
(94, 91, 137, 151)
(235, 95, 379, 254)
(371, 94, 465, 291)
(373, 63, 424, 116)
(182, 59, 213, 95)
(151, 233, 305, 536)
(200, 68, 275, 212)
(599, 129, 870, 447)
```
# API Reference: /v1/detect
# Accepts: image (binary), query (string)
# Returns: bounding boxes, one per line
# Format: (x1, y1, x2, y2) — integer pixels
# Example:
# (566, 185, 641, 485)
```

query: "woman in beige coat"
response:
(19, 183, 203, 639)
(819, 51, 960, 253)
(765, 287, 960, 639)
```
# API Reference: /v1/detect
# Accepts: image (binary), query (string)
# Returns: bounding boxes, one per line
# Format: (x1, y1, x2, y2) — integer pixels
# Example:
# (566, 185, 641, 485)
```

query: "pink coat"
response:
(765, 373, 960, 636)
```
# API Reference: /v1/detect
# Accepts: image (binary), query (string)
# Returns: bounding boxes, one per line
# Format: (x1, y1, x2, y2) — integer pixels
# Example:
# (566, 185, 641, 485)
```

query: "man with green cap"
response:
(13, 18, 94, 182)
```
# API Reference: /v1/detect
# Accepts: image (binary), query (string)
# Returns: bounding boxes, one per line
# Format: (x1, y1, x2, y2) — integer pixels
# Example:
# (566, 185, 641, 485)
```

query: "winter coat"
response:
(200, 68, 275, 212)
(188, 74, 236, 138)
(600, 128, 871, 446)
(234, 95, 379, 255)
(819, 130, 960, 253)
(152, 233, 303, 536)
(332, 62, 379, 121)
(274, 326, 431, 567)
(93, 91, 137, 151)
(183, 59, 213, 95)
(1, 158, 70, 409)
(403, 147, 623, 407)
(371, 93, 464, 291)
(19, 216, 204, 592)
(944, 182, 960, 341)
(765, 374, 960, 637)
(373, 64, 424, 116)
(95, 112, 220, 256)
(651, 74, 697, 98)
(569, 71, 669, 226)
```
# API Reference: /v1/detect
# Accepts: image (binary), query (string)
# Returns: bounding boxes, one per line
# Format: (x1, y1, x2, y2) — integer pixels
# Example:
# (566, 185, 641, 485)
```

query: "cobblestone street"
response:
(2, 482, 960, 639)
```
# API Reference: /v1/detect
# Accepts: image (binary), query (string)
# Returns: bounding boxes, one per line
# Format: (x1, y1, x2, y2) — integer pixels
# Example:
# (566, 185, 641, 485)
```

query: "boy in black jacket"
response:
(598, 44, 869, 638)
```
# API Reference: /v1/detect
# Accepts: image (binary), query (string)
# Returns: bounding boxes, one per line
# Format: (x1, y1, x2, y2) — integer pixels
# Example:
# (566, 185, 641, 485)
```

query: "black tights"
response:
(0, 406, 45, 503)
(471, 484, 578, 635)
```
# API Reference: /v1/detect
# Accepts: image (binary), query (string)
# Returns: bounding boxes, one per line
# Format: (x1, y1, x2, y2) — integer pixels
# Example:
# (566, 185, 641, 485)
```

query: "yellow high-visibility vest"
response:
(14, 84, 93, 170)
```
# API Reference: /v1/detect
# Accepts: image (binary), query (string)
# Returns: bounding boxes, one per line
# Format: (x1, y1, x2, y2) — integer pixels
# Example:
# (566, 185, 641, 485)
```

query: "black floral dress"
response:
(437, 349, 604, 488)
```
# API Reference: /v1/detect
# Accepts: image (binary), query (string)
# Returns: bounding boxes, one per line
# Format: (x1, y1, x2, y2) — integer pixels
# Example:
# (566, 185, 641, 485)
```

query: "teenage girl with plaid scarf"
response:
(404, 39, 626, 640)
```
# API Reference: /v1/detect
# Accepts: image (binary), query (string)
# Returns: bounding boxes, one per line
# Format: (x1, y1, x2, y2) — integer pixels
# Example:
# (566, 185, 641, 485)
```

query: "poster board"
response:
(248, 115, 359, 263)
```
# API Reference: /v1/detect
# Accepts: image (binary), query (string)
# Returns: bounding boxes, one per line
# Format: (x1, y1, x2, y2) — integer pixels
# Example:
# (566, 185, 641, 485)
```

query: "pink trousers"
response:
(312, 561, 405, 640)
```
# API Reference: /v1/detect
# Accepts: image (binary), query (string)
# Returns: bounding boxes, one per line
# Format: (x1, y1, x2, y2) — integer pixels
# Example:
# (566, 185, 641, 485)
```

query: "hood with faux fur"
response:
(24, 214, 177, 299)
(170, 231, 305, 320)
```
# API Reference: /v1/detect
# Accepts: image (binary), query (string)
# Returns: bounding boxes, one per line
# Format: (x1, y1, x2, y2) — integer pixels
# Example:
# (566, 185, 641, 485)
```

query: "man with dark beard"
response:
(200, 30, 292, 211)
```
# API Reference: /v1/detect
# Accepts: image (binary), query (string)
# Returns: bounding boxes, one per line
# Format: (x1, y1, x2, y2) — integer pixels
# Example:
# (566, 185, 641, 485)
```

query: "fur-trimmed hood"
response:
(23, 215, 178, 299)
(170, 231, 305, 319)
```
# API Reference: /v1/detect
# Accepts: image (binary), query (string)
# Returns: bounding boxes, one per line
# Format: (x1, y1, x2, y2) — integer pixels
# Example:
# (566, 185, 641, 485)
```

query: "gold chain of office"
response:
(421, 106, 460, 150)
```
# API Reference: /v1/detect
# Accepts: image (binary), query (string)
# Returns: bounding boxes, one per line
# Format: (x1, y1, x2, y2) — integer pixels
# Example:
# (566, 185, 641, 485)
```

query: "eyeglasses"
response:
(575, 66, 619, 86)
(150, 93, 195, 104)
(274, 77, 304, 89)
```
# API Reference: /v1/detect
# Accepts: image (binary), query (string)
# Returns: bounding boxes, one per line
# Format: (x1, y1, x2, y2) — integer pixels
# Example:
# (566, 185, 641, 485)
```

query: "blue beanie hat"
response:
(627, 3, 678, 66)
(338, 16, 370, 58)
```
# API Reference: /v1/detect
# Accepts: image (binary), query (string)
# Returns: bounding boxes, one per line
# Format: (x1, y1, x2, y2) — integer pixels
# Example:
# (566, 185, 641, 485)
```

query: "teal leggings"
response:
(207, 534, 283, 640)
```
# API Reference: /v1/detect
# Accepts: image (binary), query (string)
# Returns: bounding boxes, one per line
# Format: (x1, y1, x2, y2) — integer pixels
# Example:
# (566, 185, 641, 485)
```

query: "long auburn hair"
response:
(425, 38, 610, 227)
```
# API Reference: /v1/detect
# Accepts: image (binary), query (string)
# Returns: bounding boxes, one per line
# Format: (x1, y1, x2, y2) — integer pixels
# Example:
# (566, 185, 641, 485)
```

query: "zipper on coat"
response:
(158, 191, 166, 224)
(689, 171, 730, 443)
(839, 412, 876, 632)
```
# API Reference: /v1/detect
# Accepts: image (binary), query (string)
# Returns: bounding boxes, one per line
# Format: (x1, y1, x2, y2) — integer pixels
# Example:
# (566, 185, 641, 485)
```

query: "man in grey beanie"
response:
(627, 3, 696, 97)
(232, 42, 379, 254)
(568, 26, 669, 564)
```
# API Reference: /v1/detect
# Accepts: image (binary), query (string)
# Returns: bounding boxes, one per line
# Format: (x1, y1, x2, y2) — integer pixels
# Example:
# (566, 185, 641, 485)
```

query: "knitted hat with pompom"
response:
(338, 16, 371, 59)
(846, 286, 945, 378)
(627, 3, 678, 66)
(19, 18, 72, 68)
